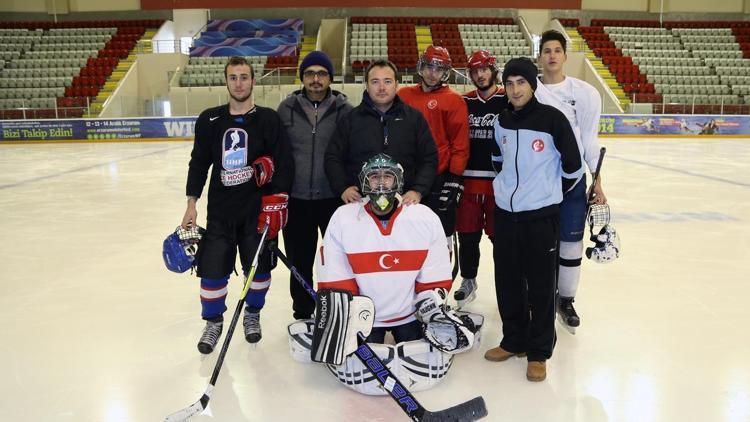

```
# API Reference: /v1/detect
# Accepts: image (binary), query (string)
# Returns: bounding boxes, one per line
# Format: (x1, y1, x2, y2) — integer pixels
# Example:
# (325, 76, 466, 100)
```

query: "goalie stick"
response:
(273, 245, 488, 422)
(164, 226, 270, 422)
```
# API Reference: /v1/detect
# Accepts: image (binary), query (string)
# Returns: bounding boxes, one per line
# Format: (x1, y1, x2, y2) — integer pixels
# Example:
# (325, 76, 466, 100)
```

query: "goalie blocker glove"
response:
(311, 289, 375, 365)
(414, 289, 475, 354)
(438, 173, 464, 211)
(257, 193, 289, 239)
(162, 225, 205, 273)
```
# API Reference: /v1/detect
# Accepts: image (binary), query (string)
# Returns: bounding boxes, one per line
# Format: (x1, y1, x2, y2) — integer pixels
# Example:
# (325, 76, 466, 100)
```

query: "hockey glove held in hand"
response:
(438, 173, 464, 211)
(252, 156, 274, 187)
(258, 193, 289, 239)
(414, 289, 474, 354)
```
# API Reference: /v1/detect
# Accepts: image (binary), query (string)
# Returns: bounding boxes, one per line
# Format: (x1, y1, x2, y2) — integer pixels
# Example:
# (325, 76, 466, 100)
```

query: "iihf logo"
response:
(222, 129, 249, 170)
(427, 99, 438, 109)
(502, 135, 508, 145)
(532, 139, 545, 152)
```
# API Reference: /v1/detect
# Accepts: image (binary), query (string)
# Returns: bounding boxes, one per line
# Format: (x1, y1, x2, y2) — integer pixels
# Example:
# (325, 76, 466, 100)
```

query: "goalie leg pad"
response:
(287, 319, 315, 363)
(327, 340, 452, 395)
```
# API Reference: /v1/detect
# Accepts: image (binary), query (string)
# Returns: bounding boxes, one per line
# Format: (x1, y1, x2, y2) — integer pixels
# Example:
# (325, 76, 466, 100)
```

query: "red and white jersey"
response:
(316, 202, 452, 327)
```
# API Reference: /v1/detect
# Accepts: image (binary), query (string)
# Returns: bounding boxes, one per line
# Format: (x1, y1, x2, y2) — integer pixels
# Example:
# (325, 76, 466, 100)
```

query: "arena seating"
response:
(181, 56, 268, 87)
(348, 16, 526, 81)
(0, 20, 161, 119)
(579, 19, 750, 114)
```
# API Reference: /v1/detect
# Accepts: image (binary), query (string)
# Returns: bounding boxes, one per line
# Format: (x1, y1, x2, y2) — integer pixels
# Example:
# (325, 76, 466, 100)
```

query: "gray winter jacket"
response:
(278, 89, 353, 200)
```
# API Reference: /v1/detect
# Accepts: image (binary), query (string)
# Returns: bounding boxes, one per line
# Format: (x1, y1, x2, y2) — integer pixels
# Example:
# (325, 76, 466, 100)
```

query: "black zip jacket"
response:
(324, 92, 438, 197)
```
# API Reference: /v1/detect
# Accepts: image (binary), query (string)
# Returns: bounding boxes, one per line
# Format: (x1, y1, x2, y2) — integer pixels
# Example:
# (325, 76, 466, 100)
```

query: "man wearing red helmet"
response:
(399, 45, 470, 244)
(454, 50, 508, 309)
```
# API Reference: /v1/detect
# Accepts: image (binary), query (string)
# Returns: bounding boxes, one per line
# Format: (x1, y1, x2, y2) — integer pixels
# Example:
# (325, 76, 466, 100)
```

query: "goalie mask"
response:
(418, 45, 452, 85)
(358, 153, 404, 212)
(162, 225, 205, 273)
(585, 204, 621, 263)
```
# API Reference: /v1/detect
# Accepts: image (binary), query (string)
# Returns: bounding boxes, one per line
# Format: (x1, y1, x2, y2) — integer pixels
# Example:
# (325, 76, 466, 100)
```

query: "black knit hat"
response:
(502, 57, 538, 91)
(299, 50, 334, 79)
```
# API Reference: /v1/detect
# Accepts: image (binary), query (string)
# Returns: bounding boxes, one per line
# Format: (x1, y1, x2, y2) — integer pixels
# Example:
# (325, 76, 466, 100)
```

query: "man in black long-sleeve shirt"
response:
(324, 59, 438, 206)
(181, 56, 293, 354)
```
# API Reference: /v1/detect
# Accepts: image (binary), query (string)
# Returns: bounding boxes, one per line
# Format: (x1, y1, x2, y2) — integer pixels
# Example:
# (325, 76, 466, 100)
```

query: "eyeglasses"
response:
(303, 70, 330, 79)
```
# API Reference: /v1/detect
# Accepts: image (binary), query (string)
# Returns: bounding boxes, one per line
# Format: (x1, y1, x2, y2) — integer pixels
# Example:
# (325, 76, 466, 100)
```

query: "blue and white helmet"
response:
(162, 225, 205, 273)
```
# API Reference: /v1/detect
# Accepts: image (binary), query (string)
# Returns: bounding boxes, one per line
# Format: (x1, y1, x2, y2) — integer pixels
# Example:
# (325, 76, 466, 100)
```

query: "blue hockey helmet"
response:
(162, 225, 205, 273)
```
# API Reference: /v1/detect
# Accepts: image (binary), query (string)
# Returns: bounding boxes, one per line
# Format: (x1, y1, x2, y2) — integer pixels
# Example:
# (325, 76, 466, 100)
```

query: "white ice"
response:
(0, 138, 749, 422)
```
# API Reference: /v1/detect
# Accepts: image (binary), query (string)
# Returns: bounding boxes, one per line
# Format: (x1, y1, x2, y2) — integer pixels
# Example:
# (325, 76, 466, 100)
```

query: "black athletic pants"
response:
(493, 207, 559, 362)
(282, 197, 341, 320)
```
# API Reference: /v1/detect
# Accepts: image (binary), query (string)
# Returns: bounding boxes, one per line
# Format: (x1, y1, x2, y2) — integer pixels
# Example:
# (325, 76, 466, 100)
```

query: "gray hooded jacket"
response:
(278, 89, 353, 200)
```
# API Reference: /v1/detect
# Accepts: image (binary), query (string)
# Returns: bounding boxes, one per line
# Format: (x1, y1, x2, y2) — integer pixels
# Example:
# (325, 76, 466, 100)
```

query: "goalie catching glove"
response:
(414, 288, 475, 354)
(311, 289, 375, 365)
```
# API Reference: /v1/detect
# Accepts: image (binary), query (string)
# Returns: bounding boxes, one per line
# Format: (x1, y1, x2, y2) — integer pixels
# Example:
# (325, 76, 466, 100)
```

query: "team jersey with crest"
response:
(186, 104, 292, 221)
(398, 85, 470, 176)
(462, 87, 508, 195)
(316, 202, 453, 327)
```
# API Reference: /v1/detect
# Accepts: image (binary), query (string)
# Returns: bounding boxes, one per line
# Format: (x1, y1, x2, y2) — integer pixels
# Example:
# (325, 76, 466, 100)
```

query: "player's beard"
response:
(473, 80, 494, 92)
(229, 90, 252, 103)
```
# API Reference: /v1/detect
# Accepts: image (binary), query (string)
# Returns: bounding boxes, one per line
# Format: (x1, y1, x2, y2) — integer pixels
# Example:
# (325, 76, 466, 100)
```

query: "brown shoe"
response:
(526, 361, 547, 382)
(484, 346, 526, 362)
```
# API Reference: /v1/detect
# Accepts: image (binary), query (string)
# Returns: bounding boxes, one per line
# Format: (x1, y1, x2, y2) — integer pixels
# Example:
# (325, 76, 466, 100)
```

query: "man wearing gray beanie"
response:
(278, 50, 353, 320)
(484, 56, 583, 383)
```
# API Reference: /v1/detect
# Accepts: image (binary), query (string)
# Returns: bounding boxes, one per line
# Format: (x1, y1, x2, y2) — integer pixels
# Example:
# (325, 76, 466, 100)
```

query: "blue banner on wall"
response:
(0, 117, 196, 142)
(2, 114, 749, 143)
(598, 115, 749, 136)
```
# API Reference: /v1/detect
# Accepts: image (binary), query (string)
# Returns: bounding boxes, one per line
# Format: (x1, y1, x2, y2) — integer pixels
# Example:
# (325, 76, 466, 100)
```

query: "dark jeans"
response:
(282, 197, 341, 320)
(493, 207, 559, 361)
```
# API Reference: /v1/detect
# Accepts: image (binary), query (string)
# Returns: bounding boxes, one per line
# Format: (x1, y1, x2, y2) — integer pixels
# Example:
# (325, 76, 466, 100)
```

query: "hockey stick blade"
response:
(164, 392, 209, 422)
(419, 396, 488, 422)
(274, 246, 489, 422)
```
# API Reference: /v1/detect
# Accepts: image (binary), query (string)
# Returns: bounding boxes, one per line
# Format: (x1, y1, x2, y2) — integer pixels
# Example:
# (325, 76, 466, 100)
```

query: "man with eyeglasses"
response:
(277, 51, 353, 320)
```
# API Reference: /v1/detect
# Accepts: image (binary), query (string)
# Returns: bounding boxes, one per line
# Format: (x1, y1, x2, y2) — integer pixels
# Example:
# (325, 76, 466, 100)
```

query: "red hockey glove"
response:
(258, 193, 289, 239)
(252, 156, 274, 187)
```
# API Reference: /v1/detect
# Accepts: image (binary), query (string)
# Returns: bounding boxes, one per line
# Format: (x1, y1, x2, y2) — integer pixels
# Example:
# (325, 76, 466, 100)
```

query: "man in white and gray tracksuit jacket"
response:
(483, 57, 583, 382)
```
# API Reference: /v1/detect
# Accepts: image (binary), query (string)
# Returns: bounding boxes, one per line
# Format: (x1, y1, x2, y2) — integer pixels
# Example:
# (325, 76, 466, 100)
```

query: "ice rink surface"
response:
(1, 137, 749, 422)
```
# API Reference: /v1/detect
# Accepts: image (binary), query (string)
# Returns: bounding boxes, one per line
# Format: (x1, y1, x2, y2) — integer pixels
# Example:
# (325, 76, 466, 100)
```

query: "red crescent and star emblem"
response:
(378, 253, 400, 270)
(532, 139, 545, 152)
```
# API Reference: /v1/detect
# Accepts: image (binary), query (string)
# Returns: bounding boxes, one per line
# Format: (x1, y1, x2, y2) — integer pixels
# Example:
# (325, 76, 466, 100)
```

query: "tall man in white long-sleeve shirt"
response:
(535, 29, 608, 333)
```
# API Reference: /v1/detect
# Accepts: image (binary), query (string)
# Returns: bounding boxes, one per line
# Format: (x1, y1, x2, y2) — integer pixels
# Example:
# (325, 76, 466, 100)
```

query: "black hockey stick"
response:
(451, 232, 459, 281)
(165, 226, 270, 422)
(273, 246, 488, 422)
(587, 147, 606, 203)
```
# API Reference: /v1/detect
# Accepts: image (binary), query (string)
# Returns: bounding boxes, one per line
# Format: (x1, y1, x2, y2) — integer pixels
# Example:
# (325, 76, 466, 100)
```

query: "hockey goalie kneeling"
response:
(287, 290, 484, 395)
(287, 154, 483, 395)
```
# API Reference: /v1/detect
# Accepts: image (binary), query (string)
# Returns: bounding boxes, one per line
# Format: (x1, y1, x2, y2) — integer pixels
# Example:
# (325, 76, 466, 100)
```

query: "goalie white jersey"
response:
(316, 201, 453, 327)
